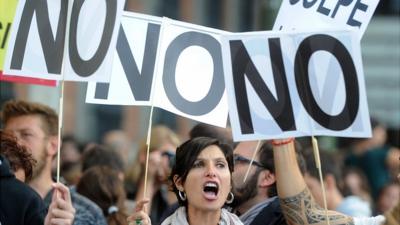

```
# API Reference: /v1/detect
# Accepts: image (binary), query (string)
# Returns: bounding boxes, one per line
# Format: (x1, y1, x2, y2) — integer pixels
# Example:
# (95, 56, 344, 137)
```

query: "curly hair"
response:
(0, 130, 36, 180)
(1, 100, 58, 136)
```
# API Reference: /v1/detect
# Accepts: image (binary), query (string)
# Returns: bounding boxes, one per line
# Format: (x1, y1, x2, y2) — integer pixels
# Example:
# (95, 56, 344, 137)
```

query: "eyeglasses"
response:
(233, 155, 266, 169)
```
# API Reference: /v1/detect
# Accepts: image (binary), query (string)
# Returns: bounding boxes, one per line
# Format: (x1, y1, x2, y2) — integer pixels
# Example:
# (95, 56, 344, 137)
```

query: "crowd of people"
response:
(0, 100, 399, 225)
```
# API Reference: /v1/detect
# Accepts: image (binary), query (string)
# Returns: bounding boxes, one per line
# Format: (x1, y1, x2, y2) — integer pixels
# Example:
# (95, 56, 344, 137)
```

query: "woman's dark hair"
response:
(169, 137, 234, 206)
(81, 144, 125, 173)
(76, 166, 128, 225)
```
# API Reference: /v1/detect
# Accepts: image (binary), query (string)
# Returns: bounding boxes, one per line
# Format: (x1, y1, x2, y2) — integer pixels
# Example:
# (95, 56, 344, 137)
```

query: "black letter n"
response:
(229, 39, 296, 134)
(10, 0, 68, 74)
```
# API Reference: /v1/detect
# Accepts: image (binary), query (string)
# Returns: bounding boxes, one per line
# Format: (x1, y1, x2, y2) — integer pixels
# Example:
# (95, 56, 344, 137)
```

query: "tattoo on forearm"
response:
(279, 188, 355, 225)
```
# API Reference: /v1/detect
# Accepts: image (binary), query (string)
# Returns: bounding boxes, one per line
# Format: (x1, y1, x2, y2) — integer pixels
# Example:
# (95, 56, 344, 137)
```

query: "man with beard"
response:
(231, 141, 306, 225)
(0, 130, 76, 225)
(2, 100, 107, 225)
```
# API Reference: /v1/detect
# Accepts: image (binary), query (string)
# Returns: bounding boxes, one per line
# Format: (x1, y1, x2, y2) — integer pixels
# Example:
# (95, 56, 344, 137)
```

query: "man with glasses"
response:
(2, 100, 107, 225)
(231, 141, 306, 225)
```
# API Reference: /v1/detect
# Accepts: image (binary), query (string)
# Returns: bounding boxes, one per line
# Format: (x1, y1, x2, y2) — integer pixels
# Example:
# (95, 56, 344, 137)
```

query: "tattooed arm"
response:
(273, 139, 354, 225)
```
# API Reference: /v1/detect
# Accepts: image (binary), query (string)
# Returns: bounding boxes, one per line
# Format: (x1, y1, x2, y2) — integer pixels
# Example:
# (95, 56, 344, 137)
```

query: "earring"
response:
(178, 190, 187, 201)
(226, 192, 234, 204)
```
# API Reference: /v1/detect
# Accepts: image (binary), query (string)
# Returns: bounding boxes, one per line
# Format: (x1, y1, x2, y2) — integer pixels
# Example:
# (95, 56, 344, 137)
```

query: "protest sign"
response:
(3, 0, 125, 82)
(221, 29, 370, 141)
(0, 0, 56, 86)
(63, 0, 125, 82)
(152, 18, 229, 128)
(273, 0, 380, 39)
(86, 12, 161, 105)
(0, 0, 16, 71)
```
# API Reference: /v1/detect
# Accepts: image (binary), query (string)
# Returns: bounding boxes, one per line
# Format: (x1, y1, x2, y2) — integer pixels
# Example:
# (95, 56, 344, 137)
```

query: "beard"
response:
(28, 148, 48, 182)
(230, 168, 262, 209)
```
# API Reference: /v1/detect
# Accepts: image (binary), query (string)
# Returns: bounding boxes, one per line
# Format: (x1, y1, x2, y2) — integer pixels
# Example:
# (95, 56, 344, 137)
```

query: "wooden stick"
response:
(143, 105, 155, 199)
(56, 81, 65, 183)
(312, 136, 330, 225)
(243, 140, 262, 183)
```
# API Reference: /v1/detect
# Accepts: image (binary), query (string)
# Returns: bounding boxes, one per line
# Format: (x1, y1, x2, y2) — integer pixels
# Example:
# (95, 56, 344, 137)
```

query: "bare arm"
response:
(273, 139, 354, 225)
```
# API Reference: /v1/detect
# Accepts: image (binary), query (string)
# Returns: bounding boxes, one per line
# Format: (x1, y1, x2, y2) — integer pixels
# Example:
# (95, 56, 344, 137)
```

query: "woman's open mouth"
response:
(203, 181, 219, 200)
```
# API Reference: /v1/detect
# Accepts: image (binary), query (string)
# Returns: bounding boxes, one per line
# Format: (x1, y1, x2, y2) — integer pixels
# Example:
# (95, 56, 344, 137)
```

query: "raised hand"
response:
(127, 198, 151, 225)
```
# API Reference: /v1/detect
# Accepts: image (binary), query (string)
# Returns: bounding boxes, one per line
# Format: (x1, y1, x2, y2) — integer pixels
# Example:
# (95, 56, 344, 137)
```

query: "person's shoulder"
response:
(251, 198, 287, 225)
(69, 188, 107, 225)
(2, 177, 42, 202)
(222, 208, 243, 225)
(0, 177, 47, 224)
(353, 215, 386, 225)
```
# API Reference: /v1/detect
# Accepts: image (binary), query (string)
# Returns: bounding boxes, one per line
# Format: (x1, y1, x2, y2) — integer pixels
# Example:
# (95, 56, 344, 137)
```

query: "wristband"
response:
(271, 138, 294, 146)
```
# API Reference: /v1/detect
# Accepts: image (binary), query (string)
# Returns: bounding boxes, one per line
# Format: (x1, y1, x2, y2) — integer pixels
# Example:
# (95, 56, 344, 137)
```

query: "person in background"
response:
(0, 130, 75, 225)
(302, 147, 372, 217)
(375, 182, 400, 215)
(60, 161, 82, 186)
(80, 143, 135, 213)
(342, 167, 372, 205)
(128, 125, 181, 224)
(272, 138, 385, 225)
(77, 166, 128, 225)
(102, 129, 134, 167)
(128, 137, 243, 225)
(189, 123, 234, 147)
(59, 135, 83, 186)
(60, 135, 82, 166)
(231, 140, 306, 225)
(344, 119, 400, 199)
(81, 144, 125, 177)
(2, 100, 107, 225)
(382, 170, 400, 225)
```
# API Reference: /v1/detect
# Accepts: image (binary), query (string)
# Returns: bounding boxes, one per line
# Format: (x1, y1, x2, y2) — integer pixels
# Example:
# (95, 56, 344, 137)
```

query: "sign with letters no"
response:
(3, 0, 125, 82)
(221, 29, 371, 141)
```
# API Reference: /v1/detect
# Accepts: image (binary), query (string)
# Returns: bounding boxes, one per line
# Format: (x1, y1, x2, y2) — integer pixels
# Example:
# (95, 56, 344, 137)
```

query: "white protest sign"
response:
(273, 0, 380, 39)
(63, 0, 125, 82)
(86, 12, 161, 105)
(221, 29, 371, 141)
(152, 18, 229, 127)
(4, 0, 125, 82)
(4, 0, 67, 80)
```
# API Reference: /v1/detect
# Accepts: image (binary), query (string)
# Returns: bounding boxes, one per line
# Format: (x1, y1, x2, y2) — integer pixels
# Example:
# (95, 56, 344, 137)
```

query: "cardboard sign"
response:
(3, 0, 125, 82)
(0, 0, 17, 71)
(63, 0, 125, 82)
(273, 0, 380, 39)
(152, 18, 229, 128)
(0, 71, 57, 86)
(221, 29, 371, 141)
(0, 0, 56, 86)
(86, 12, 161, 105)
